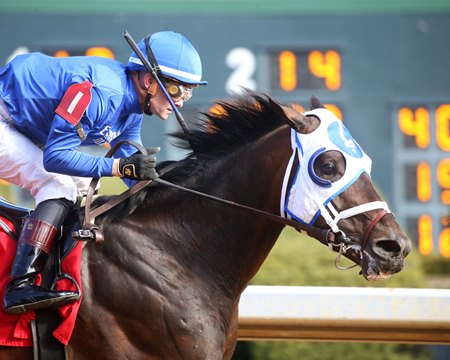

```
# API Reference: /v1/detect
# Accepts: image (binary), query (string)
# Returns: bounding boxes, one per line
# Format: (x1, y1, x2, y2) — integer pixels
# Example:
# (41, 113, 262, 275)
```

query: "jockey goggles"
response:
(163, 78, 194, 102)
(145, 34, 194, 102)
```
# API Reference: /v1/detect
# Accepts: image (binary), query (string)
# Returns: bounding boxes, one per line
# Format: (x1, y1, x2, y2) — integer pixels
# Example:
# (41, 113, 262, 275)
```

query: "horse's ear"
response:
(309, 95, 326, 110)
(269, 97, 319, 134)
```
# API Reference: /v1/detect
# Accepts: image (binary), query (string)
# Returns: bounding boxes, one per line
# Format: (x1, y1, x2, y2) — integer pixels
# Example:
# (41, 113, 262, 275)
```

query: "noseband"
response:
(331, 207, 389, 270)
(362, 209, 389, 252)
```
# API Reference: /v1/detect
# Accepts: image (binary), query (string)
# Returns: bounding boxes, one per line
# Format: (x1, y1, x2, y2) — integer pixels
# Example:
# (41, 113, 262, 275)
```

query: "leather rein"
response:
(76, 141, 387, 269)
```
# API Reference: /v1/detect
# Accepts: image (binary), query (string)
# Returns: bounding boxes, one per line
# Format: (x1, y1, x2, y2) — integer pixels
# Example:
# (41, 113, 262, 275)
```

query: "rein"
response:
(76, 141, 334, 246)
(78, 177, 335, 247)
(76, 140, 387, 271)
(153, 178, 334, 244)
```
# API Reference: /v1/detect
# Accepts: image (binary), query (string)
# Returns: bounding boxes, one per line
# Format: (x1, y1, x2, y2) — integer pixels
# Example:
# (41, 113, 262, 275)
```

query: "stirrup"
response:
(51, 271, 81, 298)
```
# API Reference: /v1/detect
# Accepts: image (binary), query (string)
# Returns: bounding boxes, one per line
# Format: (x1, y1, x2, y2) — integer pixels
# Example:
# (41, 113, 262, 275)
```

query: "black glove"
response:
(118, 147, 160, 180)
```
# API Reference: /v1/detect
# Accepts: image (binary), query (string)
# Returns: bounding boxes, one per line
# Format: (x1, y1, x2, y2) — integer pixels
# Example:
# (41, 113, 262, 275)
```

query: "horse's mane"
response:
(96, 92, 287, 222)
(172, 91, 285, 162)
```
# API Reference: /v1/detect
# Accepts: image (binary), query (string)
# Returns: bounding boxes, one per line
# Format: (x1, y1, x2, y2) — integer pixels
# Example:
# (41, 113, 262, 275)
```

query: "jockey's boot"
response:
(3, 198, 79, 315)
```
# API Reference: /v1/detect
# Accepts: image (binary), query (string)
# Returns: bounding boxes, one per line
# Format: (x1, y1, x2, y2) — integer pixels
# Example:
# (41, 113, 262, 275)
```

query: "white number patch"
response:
(225, 47, 257, 95)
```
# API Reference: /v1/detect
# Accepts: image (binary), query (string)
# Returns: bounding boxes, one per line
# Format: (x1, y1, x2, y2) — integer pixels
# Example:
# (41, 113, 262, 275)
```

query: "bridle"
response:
(76, 140, 389, 271)
(317, 199, 390, 269)
(280, 135, 391, 269)
(326, 206, 389, 270)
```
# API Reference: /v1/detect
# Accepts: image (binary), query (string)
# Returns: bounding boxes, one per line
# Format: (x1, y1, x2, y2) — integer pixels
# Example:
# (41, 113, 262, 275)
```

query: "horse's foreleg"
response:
(222, 306, 239, 360)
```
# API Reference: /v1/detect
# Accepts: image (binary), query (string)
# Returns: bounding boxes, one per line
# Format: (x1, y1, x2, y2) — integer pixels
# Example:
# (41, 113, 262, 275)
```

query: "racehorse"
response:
(0, 93, 411, 359)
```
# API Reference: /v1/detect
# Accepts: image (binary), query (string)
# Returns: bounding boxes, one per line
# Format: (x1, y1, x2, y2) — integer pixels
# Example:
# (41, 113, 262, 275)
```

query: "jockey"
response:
(0, 31, 207, 314)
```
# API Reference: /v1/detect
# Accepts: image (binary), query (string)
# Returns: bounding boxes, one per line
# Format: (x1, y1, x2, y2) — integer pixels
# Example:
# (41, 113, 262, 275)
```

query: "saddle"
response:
(0, 198, 30, 239)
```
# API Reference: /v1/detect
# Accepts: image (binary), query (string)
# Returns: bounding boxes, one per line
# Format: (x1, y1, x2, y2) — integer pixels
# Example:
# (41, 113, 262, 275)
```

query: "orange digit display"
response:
(308, 50, 341, 91)
(273, 49, 342, 92)
(278, 51, 297, 92)
(439, 227, 450, 258)
(398, 105, 450, 257)
(418, 215, 433, 255)
(436, 104, 450, 151)
(437, 158, 450, 205)
(416, 161, 432, 202)
(398, 107, 430, 148)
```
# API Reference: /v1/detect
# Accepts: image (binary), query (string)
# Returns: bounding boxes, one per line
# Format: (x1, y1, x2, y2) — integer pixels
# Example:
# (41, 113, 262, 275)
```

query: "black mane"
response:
(96, 92, 287, 222)
(171, 92, 285, 162)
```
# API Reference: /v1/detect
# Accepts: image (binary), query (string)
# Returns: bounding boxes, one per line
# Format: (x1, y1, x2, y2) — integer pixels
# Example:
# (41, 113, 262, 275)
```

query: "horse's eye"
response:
(311, 149, 345, 186)
(321, 162, 336, 176)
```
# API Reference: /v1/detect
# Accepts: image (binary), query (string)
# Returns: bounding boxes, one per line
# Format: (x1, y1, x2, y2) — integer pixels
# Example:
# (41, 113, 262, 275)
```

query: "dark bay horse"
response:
(1, 93, 411, 359)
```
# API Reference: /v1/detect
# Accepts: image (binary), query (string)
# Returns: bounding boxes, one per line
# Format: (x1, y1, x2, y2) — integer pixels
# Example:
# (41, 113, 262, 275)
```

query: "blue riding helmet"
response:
(128, 31, 207, 86)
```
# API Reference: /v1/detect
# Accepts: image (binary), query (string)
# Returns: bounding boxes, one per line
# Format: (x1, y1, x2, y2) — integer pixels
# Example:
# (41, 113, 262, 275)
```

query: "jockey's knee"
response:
(32, 198, 75, 227)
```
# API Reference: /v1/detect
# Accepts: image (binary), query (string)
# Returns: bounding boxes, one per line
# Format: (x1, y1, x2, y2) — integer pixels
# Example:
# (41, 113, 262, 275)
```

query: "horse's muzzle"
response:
(360, 236, 411, 281)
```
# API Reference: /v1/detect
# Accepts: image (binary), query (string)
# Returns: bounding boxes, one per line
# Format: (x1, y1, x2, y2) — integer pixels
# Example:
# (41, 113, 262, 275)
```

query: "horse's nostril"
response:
(376, 240, 402, 255)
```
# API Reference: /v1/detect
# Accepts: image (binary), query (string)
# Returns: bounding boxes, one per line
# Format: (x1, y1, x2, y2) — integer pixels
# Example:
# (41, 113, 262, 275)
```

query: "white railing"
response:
(238, 286, 450, 344)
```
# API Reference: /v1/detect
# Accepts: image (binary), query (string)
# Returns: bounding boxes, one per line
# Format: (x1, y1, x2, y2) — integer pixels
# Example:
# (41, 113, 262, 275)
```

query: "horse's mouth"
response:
(337, 233, 410, 281)
(360, 250, 404, 282)
(364, 272, 392, 281)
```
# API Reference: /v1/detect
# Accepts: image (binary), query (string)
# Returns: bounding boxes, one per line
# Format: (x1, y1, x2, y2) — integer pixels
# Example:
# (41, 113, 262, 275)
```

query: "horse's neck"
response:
(190, 126, 292, 291)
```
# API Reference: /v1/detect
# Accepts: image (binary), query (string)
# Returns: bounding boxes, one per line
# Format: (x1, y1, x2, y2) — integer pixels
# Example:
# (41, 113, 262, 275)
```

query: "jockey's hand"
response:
(118, 147, 160, 180)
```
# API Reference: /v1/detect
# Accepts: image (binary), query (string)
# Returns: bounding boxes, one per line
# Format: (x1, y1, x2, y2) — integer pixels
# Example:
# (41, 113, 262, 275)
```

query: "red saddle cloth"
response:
(0, 217, 83, 347)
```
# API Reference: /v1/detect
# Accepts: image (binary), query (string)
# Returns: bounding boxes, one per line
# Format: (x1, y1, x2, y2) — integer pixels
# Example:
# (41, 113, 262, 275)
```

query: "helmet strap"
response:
(144, 80, 159, 115)
(144, 92, 152, 115)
